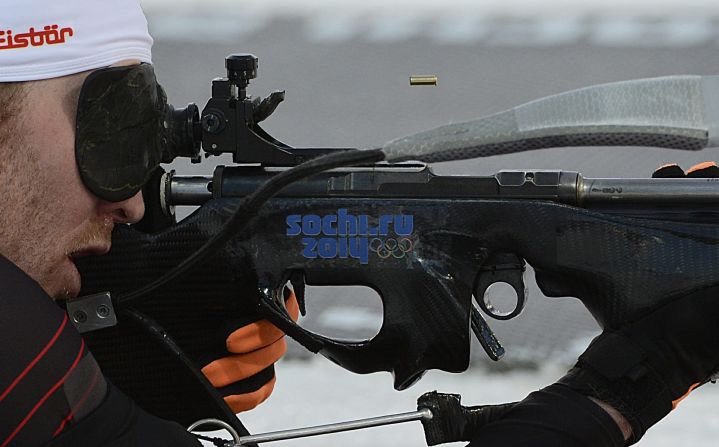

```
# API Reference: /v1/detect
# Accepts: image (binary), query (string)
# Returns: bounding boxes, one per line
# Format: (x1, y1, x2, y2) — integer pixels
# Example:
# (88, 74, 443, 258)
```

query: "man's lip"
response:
(69, 245, 111, 259)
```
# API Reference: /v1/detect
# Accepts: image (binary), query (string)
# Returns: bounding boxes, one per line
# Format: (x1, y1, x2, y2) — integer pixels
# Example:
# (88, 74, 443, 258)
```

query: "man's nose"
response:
(101, 191, 146, 225)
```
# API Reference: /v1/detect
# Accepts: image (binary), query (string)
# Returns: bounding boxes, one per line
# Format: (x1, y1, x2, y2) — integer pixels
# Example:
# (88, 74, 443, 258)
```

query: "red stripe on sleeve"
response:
(51, 362, 102, 437)
(0, 313, 69, 402)
(0, 339, 85, 447)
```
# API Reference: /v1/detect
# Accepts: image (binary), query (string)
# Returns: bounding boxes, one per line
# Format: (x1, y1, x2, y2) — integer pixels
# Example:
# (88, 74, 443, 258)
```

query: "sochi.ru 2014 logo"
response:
(286, 209, 414, 264)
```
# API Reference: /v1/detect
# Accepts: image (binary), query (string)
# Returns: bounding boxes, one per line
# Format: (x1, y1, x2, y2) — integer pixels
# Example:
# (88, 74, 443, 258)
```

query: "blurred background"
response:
(141, 0, 719, 444)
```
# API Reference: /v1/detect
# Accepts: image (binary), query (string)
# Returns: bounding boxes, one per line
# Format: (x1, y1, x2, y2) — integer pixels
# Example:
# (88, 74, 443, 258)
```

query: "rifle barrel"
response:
(166, 168, 719, 209)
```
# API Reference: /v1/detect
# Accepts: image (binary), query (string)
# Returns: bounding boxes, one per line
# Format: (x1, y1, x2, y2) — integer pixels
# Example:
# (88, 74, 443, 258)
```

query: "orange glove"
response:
(652, 161, 719, 178)
(201, 291, 300, 413)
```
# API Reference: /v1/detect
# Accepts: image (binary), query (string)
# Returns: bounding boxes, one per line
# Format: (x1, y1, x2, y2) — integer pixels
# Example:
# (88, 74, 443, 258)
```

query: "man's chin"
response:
(46, 257, 82, 300)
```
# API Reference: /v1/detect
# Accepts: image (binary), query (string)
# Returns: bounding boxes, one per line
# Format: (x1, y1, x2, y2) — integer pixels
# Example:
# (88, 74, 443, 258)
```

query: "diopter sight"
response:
(191, 54, 349, 166)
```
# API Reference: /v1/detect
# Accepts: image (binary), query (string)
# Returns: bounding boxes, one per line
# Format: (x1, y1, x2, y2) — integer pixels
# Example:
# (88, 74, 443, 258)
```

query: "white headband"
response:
(0, 0, 153, 82)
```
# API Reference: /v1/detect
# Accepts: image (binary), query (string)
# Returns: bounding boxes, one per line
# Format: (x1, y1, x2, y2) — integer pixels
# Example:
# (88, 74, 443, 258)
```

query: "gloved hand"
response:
(559, 285, 719, 444)
(652, 161, 719, 178)
(201, 291, 300, 413)
(559, 161, 719, 444)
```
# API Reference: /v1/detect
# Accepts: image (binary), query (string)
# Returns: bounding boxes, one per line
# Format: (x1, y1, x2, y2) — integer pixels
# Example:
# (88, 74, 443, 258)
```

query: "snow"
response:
(197, 357, 719, 446)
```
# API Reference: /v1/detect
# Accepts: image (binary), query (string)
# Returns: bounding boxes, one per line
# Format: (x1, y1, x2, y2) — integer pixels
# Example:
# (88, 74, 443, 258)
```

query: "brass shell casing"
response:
(409, 75, 438, 86)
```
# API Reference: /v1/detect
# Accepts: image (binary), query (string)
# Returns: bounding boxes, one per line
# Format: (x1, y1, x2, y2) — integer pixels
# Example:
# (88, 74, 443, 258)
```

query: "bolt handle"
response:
(226, 54, 258, 89)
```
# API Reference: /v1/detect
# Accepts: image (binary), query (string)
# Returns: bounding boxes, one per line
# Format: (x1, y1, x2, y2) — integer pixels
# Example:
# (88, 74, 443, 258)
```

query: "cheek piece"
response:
(75, 64, 199, 202)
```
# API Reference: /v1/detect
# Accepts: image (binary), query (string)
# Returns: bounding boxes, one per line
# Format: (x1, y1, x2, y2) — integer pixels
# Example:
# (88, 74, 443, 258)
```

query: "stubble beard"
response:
(0, 129, 113, 300)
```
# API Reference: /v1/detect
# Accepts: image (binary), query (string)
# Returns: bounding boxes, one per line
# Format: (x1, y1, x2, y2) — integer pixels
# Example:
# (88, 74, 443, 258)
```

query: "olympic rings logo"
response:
(369, 237, 414, 259)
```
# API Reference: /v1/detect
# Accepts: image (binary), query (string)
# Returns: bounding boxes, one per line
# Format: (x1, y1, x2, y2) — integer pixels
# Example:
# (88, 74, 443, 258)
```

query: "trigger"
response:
(471, 306, 505, 361)
(289, 270, 307, 316)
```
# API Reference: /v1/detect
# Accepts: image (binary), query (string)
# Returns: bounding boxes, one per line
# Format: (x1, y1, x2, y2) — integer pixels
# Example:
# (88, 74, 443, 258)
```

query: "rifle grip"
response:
(263, 255, 481, 390)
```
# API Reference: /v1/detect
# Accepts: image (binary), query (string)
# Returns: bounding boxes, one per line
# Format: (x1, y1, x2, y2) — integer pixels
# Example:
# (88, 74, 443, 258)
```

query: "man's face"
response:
(0, 69, 145, 300)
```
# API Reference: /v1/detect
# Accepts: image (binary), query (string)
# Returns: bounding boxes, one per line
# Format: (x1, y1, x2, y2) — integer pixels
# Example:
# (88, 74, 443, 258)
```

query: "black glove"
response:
(560, 162, 719, 444)
(559, 286, 719, 444)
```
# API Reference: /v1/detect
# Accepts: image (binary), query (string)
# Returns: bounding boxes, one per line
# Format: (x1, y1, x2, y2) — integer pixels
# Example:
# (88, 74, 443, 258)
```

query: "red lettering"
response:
(0, 24, 74, 50)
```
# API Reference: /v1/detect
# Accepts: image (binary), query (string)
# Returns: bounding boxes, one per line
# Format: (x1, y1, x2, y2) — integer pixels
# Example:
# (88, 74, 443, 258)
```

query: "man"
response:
(1, 1, 718, 446)
(0, 1, 290, 445)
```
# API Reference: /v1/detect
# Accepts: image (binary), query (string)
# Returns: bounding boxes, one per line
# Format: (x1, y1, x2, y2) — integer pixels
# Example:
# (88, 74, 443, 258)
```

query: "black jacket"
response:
(0, 255, 200, 447)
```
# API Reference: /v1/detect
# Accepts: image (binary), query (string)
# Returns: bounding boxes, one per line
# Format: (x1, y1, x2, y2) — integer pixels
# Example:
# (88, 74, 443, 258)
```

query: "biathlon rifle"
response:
(68, 53, 719, 444)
